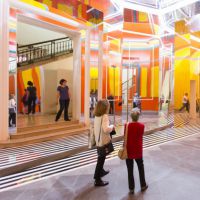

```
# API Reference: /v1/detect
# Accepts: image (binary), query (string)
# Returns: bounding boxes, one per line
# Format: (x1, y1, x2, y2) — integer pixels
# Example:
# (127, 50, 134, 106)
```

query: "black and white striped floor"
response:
(0, 113, 176, 170)
(0, 113, 198, 191)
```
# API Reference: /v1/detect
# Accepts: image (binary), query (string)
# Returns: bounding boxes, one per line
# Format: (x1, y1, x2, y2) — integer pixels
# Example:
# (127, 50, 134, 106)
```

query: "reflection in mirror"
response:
(9, 59, 17, 134)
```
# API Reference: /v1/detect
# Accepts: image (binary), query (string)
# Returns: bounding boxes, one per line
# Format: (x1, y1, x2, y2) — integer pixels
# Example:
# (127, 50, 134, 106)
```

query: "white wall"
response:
(17, 22, 66, 45)
(42, 56, 73, 115)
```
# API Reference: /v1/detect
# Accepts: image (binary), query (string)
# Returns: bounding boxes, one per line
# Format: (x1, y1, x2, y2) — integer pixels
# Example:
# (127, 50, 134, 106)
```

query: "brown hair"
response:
(94, 99, 110, 117)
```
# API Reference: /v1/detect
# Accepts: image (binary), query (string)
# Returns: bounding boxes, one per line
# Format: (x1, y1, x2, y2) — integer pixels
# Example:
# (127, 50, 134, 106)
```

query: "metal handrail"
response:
(17, 37, 73, 67)
(17, 37, 70, 48)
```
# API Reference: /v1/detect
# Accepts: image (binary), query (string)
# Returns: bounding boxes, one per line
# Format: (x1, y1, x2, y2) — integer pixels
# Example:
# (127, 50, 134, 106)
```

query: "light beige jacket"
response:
(94, 114, 114, 147)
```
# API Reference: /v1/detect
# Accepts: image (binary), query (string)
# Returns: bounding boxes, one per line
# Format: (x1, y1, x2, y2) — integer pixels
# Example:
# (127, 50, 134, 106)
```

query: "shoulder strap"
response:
(98, 116, 103, 145)
(124, 122, 129, 147)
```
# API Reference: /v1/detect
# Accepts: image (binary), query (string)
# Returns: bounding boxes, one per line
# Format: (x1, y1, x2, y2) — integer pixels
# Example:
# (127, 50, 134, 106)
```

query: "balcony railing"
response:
(17, 37, 73, 67)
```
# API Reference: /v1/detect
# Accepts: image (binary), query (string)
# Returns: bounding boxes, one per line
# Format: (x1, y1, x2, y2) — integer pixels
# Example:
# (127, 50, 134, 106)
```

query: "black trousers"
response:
(126, 158, 146, 190)
(55, 99, 70, 121)
(9, 113, 16, 126)
(28, 97, 36, 114)
(179, 103, 189, 112)
(94, 154, 106, 181)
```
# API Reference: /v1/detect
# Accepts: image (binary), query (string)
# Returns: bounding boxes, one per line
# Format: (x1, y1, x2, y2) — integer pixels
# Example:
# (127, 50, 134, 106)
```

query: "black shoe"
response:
(100, 170, 110, 177)
(65, 119, 71, 121)
(141, 185, 148, 192)
(129, 189, 134, 194)
(94, 180, 109, 187)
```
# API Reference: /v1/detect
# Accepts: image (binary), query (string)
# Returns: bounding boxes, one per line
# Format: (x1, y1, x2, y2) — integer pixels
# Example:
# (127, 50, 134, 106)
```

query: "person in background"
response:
(9, 94, 16, 127)
(55, 79, 70, 122)
(90, 90, 96, 118)
(160, 94, 165, 111)
(27, 81, 37, 115)
(93, 99, 115, 187)
(133, 93, 139, 108)
(21, 89, 28, 114)
(125, 109, 148, 194)
(107, 94, 114, 114)
(179, 93, 189, 112)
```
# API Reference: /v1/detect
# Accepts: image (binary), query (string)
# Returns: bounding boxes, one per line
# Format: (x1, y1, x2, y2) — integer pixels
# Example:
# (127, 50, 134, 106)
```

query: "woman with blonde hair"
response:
(93, 99, 115, 187)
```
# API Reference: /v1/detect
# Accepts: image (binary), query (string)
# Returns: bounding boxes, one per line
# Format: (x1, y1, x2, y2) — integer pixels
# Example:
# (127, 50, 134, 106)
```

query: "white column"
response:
(190, 80, 196, 119)
(98, 31, 103, 100)
(72, 34, 81, 121)
(0, 0, 10, 141)
(84, 29, 91, 125)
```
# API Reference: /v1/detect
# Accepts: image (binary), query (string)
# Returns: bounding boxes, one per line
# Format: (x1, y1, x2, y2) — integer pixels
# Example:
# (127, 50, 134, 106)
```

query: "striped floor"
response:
(0, 113, 176, 171)
(0, 113, 198, 191)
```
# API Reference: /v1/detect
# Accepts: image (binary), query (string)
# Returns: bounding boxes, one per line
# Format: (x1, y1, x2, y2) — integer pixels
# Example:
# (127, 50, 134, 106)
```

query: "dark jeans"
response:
(55, 99, 70, 121)
(28, 97, 36, 114)
(126, 158, 146, 190)
(9, 113, 16, 126)
(94, 154, 106, 181)
(179, 103, 189, 112)
(109, 103, 114, 114)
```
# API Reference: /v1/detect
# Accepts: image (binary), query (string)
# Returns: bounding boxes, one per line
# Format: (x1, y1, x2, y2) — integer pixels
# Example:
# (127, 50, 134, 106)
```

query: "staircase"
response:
(17, 37, 73, 67)
(1, 120, 89, 148)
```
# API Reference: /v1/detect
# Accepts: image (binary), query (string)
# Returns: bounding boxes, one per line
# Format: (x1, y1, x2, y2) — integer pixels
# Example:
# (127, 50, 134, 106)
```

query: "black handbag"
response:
(97, 117, 114, 157)
(97, 141, 114, 157)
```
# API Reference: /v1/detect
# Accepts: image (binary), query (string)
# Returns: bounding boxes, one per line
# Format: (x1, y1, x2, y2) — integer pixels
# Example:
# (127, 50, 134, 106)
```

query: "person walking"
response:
(27, 81, 37, 115)
(179, 93, 189, 112)
(125, 110, 148, 194)
(9, 94, 16, 127)
(93, 99, 115, 187)
(55, 79, 70, 121)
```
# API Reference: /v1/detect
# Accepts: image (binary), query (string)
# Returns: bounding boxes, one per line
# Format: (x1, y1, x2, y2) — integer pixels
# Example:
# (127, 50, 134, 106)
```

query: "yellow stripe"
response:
(141, 67, 147, 97)
(19, 0, 47, 10)
(151, 66, 159, 97)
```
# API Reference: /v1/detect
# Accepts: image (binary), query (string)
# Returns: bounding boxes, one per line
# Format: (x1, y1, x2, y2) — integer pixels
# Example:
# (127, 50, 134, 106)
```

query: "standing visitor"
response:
(133, 93, 139, 108)
(125, 110, 148, 194)
(90, 90, 96, 118)
(179, 93, 189, 112)
(27, 81, 37, 115)
(93, 100, 115, 187)
(55, 79, 70, 121)
(107, 94, 114, 114)
(9, 94, 16, 127)
(160, 94, 164, 111)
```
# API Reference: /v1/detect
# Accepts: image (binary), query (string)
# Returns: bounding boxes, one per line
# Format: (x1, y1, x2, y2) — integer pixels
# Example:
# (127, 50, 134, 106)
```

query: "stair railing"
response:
(17, 37, 73, 66)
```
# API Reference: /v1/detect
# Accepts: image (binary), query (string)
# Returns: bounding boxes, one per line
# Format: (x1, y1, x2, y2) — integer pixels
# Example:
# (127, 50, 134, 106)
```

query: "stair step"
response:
(11, 123, 85, 139)
(17, 120, 79, 133)
(1, 127, 89, 148)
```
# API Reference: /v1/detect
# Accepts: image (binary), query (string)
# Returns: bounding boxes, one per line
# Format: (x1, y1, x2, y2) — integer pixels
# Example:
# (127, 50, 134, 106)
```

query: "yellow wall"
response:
(174, 47, 190, 109)
(151, 66, 159, 97)
(90, 68, 98, 91)
(141, 67, 147, 97)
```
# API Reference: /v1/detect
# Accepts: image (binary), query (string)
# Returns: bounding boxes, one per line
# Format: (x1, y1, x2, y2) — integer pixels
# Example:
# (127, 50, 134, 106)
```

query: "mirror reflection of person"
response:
(160, 94, 164, 111)
(179, 93, 189, 112)
(107, 94, 114, 114)
(27, 81, 37, 115)
(55, 79, 70, 122)
(9, 94, 16, 127)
